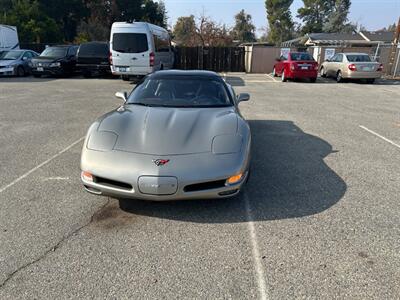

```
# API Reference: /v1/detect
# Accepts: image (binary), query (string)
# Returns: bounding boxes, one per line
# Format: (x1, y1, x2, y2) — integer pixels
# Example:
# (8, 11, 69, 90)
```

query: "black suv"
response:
(76, 42, 110, 77)
(31, 45, 79, 77)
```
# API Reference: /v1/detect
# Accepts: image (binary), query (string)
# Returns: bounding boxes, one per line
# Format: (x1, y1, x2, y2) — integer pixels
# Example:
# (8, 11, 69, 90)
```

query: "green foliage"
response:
(172, 15, 197, 46)
(0, 0, 62, 43)
(323, 0, 352, 33)
(231, 9, 256, 43)
(298, 0, 352, 34)
(0, 0, 168, 43)
(265, 0, 294, 45)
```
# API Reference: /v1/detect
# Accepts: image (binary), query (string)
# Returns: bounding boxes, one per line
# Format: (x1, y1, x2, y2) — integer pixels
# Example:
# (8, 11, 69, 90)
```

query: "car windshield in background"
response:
(291, 53, 314, 61)
(0, 51, 21, 60)
(40, 47, 67, 58)
(346, 54, 372, 62)
(79, 43, 109, 57)
(113, 33, 148, 53)
(127, 77, 232, 108)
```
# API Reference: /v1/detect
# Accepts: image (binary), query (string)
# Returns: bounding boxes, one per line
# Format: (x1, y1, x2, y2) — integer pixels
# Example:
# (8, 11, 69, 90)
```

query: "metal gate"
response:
(175, 47, 245, 72)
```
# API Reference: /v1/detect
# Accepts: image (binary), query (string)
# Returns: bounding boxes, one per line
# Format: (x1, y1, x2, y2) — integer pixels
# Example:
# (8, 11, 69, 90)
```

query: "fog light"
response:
(82, 171, 93, 182)
(226, 173, 243, 185)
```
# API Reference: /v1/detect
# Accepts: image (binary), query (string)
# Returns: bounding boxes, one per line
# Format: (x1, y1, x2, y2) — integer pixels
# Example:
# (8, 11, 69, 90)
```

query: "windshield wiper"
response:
(129, 102, 151, 107)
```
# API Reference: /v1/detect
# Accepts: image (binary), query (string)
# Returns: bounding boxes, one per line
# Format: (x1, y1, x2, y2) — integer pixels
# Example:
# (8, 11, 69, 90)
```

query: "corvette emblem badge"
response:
(153, 159, 170, 166)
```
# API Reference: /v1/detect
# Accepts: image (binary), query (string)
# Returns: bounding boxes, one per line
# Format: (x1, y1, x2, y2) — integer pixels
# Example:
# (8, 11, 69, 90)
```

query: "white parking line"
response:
(0, 136, 85, 194)
(244, 192, 268, 300)
(265, 73, 278, 83)
(359, 126, 400, 149)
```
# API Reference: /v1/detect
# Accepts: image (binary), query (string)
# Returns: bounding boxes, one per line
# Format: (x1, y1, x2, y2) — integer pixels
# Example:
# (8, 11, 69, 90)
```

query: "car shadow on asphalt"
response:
(118, 120, 347, 223)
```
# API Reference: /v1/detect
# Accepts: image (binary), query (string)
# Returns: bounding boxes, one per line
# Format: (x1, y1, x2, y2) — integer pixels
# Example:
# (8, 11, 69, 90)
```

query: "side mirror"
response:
(115, 91, 127, 102)
(237, 93, 250, 102)
(275, 58, 281, 62)
(22, 57, 28, 61)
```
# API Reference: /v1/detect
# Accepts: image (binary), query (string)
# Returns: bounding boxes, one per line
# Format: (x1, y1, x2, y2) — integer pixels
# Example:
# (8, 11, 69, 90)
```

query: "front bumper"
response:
(0, 66, 16, 76)
(111, 65, 153, 76)
(81, 148, 250, 201)
(31, 66, 65, 76)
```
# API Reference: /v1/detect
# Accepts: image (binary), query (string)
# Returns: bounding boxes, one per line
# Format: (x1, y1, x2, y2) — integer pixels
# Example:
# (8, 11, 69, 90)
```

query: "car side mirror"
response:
(22, 57, 28, 61)
(237, 93, 250, 103)
(275, 58, 281, 62)
(115, 91, 127, 102)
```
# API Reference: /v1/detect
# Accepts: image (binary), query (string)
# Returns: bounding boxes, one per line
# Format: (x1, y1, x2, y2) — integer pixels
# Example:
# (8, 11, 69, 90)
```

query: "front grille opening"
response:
(94, 176, 132, 190)
(184, 180, 226, 192)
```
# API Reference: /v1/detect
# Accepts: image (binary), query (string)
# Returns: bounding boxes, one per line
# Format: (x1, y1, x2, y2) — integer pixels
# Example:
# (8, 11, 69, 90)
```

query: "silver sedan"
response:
(0, 49, 38, 76)
(81, 70, 251, 201)
(320, 52, 383, 84)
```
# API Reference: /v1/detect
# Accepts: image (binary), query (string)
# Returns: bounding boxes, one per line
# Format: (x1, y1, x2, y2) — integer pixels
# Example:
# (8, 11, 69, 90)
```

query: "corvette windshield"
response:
(127, 76, 232, 107)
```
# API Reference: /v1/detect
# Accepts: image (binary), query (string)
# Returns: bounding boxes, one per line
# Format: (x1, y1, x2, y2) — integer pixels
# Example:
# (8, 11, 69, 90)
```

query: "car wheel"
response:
(320, 67, 326, 78)
(281, 71, 287, 82)
(272, 67, 277, 77)
(83, 71, 92, 78)
(336, 71, 343, 83)
(122, 75, 130, 81)
(366, 79, 375, 84)
(17, 66, 25, 77)
(310, 77, 317, 83)
(160, 64, 164, 71)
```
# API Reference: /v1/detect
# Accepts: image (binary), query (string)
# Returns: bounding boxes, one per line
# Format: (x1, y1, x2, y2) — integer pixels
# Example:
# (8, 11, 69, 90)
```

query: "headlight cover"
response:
(212, 135, 242, 154)
(87, 131, 118, 152)
(50, 62, 61, 67)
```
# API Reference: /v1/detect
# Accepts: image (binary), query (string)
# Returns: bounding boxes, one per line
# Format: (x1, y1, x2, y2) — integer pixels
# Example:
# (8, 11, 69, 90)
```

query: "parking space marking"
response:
(244, 191, 268, 300)
(265, 73, 278, 83)
(360, 126, 400, 150)
(0, 136, 85, 194)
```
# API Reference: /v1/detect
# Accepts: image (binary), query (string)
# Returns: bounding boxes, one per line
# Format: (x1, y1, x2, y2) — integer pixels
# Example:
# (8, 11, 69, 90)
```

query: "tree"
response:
(0, 0, 61, 43)
(297, 0, 330, 34)
(173, 15, 198, 46)
(323, 0, 352, 33)
(265, 0, 294, 45)
(231, 9, 256, 43)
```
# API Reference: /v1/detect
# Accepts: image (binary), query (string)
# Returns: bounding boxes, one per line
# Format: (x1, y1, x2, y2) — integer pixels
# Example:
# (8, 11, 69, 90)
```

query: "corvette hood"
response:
(95, 105, 238, 155)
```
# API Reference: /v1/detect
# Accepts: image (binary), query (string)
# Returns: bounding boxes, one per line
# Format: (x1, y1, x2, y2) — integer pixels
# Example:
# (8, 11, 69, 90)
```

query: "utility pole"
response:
(386, 17, 400, 77)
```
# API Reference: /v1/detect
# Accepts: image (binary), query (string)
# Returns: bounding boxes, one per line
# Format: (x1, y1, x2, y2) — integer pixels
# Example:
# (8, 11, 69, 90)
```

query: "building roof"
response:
(282, 31, 393, 47)
(360, 31, 394, 43)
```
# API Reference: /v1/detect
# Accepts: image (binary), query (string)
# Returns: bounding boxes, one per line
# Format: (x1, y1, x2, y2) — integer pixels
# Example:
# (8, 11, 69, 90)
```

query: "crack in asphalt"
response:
(0, 198, 111, 289)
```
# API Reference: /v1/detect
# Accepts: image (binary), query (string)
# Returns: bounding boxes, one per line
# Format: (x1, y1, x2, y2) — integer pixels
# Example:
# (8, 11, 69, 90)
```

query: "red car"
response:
(273, 52, 318, 83)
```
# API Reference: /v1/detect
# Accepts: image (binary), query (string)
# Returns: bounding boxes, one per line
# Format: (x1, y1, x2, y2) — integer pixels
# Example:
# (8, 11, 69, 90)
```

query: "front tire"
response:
(310, 77, 317, 83)
(336, 71, 343, 83)
(121, 75, 130, 81)
(17, 66, 25, 77)
(320, 67, 326, 78)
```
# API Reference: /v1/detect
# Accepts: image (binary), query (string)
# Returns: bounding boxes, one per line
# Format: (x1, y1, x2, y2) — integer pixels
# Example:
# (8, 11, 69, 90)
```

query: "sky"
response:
(162, 0, 400, 35)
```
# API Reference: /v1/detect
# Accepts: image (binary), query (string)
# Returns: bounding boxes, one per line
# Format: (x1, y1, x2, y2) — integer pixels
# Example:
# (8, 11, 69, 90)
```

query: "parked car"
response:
(110, 21, 174, 81)
(320, 52, 383, 84)
(0, 24, 19, 52)
(0, 49, 38, 76)
(81, 70, 251, 201)
(273, 52, 318, 83)
(76, 42, 111, 78)
(30, 45, 79, 77)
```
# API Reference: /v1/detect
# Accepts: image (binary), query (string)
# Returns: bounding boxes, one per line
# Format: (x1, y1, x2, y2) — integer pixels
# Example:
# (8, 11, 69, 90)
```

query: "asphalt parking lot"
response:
(1, 74, 400, 299)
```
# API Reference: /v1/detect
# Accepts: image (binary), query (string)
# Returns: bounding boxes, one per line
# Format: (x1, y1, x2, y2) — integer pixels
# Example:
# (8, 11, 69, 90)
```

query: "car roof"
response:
(149, 70, 221, 79)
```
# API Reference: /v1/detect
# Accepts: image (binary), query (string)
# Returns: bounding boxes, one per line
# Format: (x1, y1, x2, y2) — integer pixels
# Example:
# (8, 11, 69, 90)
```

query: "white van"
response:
(0, 25, 19, 53)
(110, 22, 174, 80)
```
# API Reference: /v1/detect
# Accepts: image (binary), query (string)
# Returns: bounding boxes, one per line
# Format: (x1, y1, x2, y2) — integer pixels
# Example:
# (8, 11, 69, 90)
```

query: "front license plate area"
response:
(37, 67, 44, 71)
(138, 176, 178, 195)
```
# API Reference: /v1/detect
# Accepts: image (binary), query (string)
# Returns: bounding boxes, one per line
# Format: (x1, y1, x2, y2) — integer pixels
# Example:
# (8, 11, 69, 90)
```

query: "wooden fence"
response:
(174, 47, 245, 72)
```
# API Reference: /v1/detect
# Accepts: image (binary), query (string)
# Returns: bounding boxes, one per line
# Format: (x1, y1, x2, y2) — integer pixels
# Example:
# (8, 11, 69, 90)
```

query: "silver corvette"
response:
(81, 70, 251, 201)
